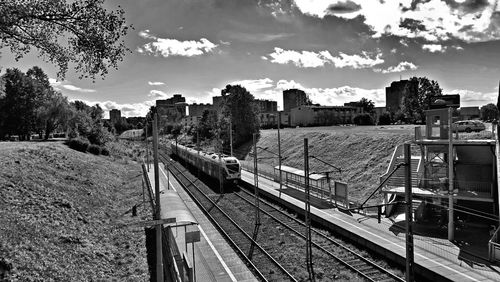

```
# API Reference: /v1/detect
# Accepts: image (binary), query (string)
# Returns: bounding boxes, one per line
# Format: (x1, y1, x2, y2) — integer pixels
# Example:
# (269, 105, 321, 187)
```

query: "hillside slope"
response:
(0, 142, 149, 281)
(248, 126, 414, 203)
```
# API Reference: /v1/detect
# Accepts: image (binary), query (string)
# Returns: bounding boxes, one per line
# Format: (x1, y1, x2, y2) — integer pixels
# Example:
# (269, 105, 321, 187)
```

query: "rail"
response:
(489, 226, 500, 262)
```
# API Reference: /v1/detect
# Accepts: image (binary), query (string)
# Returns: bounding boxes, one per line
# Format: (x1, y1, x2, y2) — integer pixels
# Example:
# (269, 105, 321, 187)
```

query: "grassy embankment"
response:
(0, 141, 150, 281)
(246, 125, 415, 203)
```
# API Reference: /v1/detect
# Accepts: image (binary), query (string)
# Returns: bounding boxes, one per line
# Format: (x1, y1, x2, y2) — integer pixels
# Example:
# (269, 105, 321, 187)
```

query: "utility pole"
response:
(249, 133, 261, 259)
(278, 113, 283, 198)
(197, 130, 200, 179)
(218, 129, 223, 194)
(304, 138, 315, 281)
(229, 118, 233, 156)
(404, 143, 414, 282)
(153, 114, 164, 282)
(448, 107, 454, 241)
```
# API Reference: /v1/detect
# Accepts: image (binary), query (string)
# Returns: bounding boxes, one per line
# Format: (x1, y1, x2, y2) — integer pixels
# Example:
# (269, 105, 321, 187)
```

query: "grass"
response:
(246, 125, 416, 204)
(0, 141, 150, 281)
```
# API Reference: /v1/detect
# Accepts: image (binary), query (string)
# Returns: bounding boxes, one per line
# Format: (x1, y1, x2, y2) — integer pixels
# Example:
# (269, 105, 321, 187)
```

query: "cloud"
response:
(137, 30, 218, 57)
(292, 0, 500, 43)
(229, 78, 275, 93)
(148, 81, 165, 86)
(49, 78, 96, 93)
(422, 44, 446, 53)
(267, 47, 383, 69)
(223, 31, 294, 42)
(327, 0, 362, 14)
(447, 89, 497, 106)
(71, 99, 155, 118)
(148, 90, 168, 99)
(374, 61, 418, 73)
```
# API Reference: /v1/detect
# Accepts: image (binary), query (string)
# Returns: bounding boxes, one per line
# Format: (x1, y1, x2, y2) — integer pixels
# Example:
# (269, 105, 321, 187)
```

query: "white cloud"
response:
(293, 0, 500, 43)
(137, 30, 218, 57)
(447, 89, 497, 106)
(49, 78, 95, 93)
(148, 90, 168, 99)
(267, 47, 383, 69)
(148, 81, 165, 86)
(230, 78, 274, 93)
(70, 99, 155, 118)
(422, 44, 446, 53)
(374, 61, 418, 73)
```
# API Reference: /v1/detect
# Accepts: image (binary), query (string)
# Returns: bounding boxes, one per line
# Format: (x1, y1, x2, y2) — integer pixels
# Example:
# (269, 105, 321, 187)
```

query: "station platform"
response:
(148, 164, 257, 282)
(241, 170, 500, 282)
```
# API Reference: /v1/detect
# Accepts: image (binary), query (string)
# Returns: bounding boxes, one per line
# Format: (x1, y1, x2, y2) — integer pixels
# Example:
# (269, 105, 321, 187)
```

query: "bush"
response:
(378, 112, 392, 125)
(88, 144, 101, 155)
(353, 113, 374, 125)
(68, 138, 90, 153)
(100, 147, 110, 156)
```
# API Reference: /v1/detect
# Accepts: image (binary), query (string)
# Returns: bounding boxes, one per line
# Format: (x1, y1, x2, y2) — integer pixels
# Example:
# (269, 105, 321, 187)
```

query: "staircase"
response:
(380, 144, 422, 189)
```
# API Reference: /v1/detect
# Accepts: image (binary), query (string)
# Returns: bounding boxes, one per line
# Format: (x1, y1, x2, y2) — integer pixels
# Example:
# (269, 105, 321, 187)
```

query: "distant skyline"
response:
(1, 0, 500, 117)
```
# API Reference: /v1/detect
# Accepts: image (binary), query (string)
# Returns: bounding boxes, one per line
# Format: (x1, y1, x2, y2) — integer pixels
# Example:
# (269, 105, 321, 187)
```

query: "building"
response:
(254, 99, 278, 113)
(290, 105, 361, 127)
(110, 109, 121, 124)
(156, 94, 187, 124)
(181, 116, 201, 128)
(188, 103, 212, 117)
(460, 107, 480, 120)
(430, 94, 460, 109)
(283, 89, 309, 113)
(385, 80, 418, 113)
(212, 96, 225, 109)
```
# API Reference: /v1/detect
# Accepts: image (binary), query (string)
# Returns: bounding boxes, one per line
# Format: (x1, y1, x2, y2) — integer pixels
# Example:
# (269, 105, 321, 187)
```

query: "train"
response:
(170, 142, 241, 184)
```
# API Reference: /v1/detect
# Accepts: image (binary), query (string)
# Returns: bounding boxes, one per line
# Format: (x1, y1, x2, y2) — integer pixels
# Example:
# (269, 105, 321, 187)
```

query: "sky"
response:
(1, 0, 500, 118)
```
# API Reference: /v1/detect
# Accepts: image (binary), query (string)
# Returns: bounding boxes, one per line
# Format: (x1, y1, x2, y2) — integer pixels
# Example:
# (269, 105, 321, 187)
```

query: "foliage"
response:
(0, 0, 131, 80)
(400, 76, 442, 124)
(87, 144, 101, 155)
(221, 84, 260, 149)
(378, 112, 392, 125)
(351, 98, 375, 114)
(68, 138, 90, 153)
(480, 103, 499, 121)
(68, 100, 113, 145)
(197, 109, 218, 140)
(353, 113, 374, 125)
(37, 91, 72, 139)
(0, 67, 53, 140)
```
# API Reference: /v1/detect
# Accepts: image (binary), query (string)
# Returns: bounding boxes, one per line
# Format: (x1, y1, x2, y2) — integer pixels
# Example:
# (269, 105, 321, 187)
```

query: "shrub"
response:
(353, 113, 374, 125)
(68, 138, 90, 153)
(100, 147, 110, 156)
(378, 112, 392, 125)
(88, 144, 101, 155)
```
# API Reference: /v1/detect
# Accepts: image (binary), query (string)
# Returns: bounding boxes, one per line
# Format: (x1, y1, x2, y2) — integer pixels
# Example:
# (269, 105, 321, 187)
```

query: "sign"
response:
(185, 231, 201, 244)
(335, 181, 348, 207)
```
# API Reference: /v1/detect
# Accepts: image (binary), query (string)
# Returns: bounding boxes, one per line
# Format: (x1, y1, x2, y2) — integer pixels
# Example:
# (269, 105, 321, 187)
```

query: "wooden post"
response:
(448, 107, 454, 241)
(404, 143, 414, 282)
(153, 114, 163, 282)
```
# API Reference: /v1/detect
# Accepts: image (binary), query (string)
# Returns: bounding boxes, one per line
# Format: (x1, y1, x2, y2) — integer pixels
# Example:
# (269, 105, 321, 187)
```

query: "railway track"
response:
(234, 185, 405, 282)
(159, 152, 296, 282)
(161, 149, 405, 281)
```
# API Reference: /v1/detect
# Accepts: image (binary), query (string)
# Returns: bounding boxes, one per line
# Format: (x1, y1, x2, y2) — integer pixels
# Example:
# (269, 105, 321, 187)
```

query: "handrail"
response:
(380, 145, 403, 181)
(489, 226, 500, 262)
(141, 162, 156, 215)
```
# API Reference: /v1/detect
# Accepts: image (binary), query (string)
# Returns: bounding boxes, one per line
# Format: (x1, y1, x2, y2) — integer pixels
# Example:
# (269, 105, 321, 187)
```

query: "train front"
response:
(223, 156, 241, 183)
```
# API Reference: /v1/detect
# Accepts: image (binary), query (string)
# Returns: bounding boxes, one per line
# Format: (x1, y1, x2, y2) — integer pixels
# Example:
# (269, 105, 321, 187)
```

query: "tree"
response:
(37, 90, 72, 139)
(0, 67, 50, 139)
(353, 113, 374, 125)
(480, 103, 499, 121)
(0, 0, 130, 79)
(221, 84, 260, 149)
(354, 98, 375, 114)
(378, 112, 392, 125)
(400, 76, 442, 124)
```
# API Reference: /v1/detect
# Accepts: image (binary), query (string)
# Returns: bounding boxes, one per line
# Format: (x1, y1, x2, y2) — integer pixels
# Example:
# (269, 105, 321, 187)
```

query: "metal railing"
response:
(489, 226, 500, 262)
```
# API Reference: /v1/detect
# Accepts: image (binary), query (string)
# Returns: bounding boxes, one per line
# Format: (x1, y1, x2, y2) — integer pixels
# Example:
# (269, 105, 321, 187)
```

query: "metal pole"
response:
(153, 114, 164, 282)
(146, 122, 150, 172)
(304, 138, 315, 281)
(448, 107, 455, 241)
(278, 113, 283, 198)
(404, 143, 414, 282)
(253, 133, 260, 224)
(218, 129, 223, 194)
